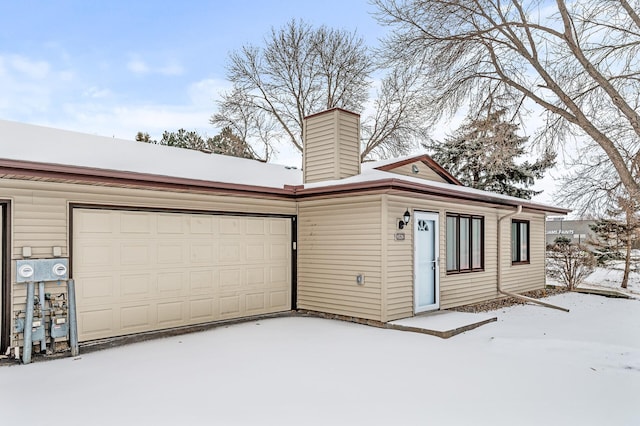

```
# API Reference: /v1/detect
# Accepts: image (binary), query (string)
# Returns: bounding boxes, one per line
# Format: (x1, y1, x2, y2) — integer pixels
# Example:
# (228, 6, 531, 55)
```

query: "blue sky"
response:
(1, 0, 561, 203)
(0, 1, 383, 147)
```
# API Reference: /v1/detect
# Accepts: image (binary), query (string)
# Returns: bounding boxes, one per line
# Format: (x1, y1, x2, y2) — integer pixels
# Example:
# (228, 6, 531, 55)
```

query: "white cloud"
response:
(159, 62, 184, 76)
(8, 55, 50, 79)
(188, 78, 229, 107)
(127, 57, 149, 74)
(82, 86, 112, 99)
(127, 54, 184, 76)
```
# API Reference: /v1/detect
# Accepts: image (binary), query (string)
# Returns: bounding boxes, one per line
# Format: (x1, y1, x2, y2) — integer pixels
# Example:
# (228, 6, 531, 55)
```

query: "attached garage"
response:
(72, 207, 292, 341)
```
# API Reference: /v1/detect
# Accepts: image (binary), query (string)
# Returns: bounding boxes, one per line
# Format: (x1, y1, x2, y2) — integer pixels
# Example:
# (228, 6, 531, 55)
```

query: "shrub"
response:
(546, 238, 596, 290)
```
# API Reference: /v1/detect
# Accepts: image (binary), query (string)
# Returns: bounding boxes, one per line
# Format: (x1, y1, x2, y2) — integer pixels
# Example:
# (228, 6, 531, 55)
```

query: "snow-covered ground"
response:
(1, 292, 638, 425)
(581, 261, 640, 295)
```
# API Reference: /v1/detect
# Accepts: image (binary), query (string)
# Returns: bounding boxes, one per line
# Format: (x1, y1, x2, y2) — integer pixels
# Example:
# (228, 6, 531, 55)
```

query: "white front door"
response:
(414, 211, 439, 313)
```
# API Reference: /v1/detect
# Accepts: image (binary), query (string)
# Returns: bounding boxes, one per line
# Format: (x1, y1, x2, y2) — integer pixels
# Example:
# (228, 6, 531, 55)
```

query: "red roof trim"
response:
(0, 159, 569, 214)
(0, 159, 295, 199)
(295, 178, 570, 214)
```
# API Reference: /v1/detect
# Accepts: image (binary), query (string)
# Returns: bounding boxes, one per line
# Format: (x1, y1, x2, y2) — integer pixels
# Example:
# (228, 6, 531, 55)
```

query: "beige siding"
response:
(385, 161, 447, 183)
(2, 178, 296, 348)
(500, 212, 546, 293)
(297, 195, 383, 321)
(303, 109, 360, 183)
(384, 196, 546, 320)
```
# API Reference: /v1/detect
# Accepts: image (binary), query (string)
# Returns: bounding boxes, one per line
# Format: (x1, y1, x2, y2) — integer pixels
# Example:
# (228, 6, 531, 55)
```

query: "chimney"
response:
(303, 108, 361, 184)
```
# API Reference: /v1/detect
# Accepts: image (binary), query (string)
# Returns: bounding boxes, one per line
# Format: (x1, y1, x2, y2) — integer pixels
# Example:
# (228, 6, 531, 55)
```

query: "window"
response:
(511, 220, 530, 264)
(446, 213, 484, 273)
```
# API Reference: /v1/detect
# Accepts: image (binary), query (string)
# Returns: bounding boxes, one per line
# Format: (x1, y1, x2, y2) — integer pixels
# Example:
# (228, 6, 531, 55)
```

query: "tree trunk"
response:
(622, 235, 631, 289)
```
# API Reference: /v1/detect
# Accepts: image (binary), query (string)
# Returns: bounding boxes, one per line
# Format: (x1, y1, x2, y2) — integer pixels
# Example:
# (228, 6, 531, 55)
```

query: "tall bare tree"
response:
(558, 146, 639, 288)
(211, 19, 429, 161)
(374, 0, 640, 203)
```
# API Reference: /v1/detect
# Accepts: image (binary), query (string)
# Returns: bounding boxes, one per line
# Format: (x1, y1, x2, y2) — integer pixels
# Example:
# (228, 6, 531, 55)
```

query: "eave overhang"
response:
(0, 159, 570, 214)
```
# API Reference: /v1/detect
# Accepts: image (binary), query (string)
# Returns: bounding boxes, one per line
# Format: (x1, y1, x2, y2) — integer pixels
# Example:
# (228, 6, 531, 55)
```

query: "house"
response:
(0, 108, 569, 356)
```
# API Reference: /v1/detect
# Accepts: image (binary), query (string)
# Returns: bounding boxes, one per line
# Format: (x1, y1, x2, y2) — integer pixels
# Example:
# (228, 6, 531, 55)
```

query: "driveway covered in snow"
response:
(1, 292, 638, 425)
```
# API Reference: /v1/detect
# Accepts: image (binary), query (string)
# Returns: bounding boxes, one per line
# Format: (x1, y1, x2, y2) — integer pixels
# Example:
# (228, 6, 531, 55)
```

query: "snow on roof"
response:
(0, 119, 567, 212)
(0, 119, 303, 189)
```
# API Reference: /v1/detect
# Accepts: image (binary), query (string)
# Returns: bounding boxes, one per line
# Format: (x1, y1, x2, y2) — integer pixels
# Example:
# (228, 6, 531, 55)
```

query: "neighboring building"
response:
(545, 219, 596, 246)
(0, 108, 569, 355)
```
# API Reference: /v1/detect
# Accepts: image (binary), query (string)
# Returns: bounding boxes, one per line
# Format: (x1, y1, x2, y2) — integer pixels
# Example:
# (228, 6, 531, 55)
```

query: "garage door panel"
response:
(157, 272, 185, 295)
(220, 268, 241, 289)
(157, 214, 184, 234)
(189, 215, 214, 234)
(246, 243, 266, 261)
(270, 219, 288, 235)
(189, 242, 215, 263)
(158, 242, 185, 264)
(75, 243, 113, 268)
(220, 217, 240, 234)
(246, 293, 266, 311)
(189, 270, 215, 292)
(77, 275, 114, 301)
(120, 212, 152, 234)
(74, 209, 292, 342)
(219, 241, 241, 262)
(190, 298, 215, 321)
(119, 273, 152, 299)
(246, 218, 266, 234)
(270, 291, 289, 309)
(270, 242, 288, 260)
(157, 301, 185, 326)
(120, 304, 152, 331)
(220, 296, 240, 316)
(79, 309, 113, 338)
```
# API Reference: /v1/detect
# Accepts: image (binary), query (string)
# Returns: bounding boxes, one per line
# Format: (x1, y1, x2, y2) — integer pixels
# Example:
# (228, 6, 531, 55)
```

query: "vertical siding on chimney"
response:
(303, 109, 361, 184)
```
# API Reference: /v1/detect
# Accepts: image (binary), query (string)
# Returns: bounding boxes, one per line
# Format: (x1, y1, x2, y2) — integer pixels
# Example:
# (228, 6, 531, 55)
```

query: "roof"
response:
(0, 119, 569, 213)
(0, 119, 302, 190)
(364, 153, 462, 185)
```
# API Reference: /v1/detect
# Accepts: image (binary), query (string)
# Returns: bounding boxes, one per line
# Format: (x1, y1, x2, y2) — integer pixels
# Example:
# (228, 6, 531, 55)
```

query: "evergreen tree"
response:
(134, 127, 262, 161)
(427, 110, 555, 199)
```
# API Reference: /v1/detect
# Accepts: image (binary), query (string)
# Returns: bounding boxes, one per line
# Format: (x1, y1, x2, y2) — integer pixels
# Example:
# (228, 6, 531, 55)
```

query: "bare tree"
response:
(374, 0, 640, 203)
(211, 19, 429, 161)
(557, 143, 639, 288)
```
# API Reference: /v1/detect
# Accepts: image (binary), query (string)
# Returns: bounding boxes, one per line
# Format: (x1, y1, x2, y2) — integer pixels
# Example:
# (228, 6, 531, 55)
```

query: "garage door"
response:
(73, 209, 292, 341)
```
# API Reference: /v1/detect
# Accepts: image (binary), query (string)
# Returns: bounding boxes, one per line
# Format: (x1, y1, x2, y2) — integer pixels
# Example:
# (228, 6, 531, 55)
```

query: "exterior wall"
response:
(297, 195, 384, 321)
(1, 177, 296, 348)
(303, 109, 360, 183)
(500, 211, 546, 294)
(384, 195, 547, 320)
(385, 161, 448, 183)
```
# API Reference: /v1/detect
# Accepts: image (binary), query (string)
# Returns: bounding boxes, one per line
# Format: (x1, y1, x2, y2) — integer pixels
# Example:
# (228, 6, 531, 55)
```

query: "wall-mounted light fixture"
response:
(411, 164, 419, 174)
(398, 209, 411, 229)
